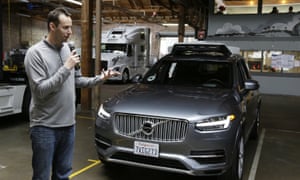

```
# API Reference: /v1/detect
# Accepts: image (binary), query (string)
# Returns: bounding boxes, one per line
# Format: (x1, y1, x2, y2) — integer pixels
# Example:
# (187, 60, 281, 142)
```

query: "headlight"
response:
(97, 104, 111, 119)
(195, 114, 235, 131)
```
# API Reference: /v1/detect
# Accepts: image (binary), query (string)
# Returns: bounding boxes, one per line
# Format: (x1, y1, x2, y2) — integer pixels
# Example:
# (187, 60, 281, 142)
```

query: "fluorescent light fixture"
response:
(162, 23, 189, 27)
(65, 0, 82, 6)
(16, 13, 31, 18)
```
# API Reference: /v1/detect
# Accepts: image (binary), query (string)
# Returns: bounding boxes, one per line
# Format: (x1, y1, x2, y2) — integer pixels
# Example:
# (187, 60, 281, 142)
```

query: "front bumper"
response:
(94, 115, 240, 176)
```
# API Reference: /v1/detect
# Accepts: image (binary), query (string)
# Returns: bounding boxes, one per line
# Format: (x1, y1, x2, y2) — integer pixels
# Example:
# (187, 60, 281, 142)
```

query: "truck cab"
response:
(100, 25, 151, 83)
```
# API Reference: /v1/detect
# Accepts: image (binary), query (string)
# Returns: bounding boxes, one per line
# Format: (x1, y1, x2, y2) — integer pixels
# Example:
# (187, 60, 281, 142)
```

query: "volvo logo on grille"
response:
(128, 119, 170, 137)
(142, 121, 154, 135)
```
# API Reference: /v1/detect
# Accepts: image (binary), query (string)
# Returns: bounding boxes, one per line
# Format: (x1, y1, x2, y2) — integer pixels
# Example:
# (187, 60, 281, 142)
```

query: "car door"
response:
(236, 60, 257, 140)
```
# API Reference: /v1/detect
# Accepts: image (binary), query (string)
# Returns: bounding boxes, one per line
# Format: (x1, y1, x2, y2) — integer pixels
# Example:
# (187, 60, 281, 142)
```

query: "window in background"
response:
(214, 0, 258, 14)
(262, 1, 300, 14)
(242, 50, 300, 73)
(243, 50, 263, 72)
(215, 0, 300, 15)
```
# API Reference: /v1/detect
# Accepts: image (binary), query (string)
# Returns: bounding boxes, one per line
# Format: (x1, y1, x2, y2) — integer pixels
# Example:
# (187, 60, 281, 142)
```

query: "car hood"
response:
(105, 84, 238, 120)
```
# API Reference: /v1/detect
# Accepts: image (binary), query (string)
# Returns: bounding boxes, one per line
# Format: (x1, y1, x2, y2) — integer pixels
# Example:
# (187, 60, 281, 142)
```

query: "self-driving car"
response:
(95, 41, 262, 180)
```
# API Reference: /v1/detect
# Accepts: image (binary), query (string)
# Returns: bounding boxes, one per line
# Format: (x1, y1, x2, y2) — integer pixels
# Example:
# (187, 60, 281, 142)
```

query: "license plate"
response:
(134, 141, 159, 158)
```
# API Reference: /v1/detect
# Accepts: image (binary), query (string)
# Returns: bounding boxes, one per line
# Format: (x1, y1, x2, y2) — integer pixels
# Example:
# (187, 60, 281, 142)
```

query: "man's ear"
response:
(49, 22, 56, 31)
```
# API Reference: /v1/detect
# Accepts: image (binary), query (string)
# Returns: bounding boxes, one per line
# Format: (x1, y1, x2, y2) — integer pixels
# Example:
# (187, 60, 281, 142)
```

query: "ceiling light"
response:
(162, 23, 189, 27)
(65, 0, 82, 6)
(16, 13, 31, 18)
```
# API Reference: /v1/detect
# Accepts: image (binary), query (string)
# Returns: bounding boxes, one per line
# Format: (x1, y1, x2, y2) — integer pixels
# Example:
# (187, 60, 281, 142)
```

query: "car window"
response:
(240, 59, 251, 79)
(237, 60, 249, 89)
(143, 60, 233, 88)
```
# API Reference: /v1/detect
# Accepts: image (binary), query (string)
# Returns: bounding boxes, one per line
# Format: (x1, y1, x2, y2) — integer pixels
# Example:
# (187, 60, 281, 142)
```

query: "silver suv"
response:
(95, 42, 261, 180)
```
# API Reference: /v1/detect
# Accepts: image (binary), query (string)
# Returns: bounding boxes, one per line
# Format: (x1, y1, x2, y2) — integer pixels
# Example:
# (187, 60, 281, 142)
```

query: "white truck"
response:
(100, 25, 151, 83)
(0, 48, 31, 119)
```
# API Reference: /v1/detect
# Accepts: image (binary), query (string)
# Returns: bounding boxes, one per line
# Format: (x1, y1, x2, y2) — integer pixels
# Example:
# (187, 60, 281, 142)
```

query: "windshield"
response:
(101, 43, 127, 53)
(143, 60, 233, 88)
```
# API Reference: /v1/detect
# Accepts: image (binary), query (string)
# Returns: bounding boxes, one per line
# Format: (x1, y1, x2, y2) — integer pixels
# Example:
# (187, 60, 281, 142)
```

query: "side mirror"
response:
(245, 79, 259, 90)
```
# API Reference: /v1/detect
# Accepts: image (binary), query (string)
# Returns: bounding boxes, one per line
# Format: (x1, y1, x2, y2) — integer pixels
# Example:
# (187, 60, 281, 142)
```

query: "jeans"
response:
(30, 125, 75, 180)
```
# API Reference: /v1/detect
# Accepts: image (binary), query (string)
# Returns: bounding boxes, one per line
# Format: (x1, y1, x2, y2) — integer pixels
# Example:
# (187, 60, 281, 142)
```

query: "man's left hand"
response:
(101, 69, 120, 80)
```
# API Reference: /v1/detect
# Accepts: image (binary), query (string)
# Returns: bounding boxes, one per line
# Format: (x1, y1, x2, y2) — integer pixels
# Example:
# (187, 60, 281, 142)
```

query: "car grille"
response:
(114, 113, 189, 142)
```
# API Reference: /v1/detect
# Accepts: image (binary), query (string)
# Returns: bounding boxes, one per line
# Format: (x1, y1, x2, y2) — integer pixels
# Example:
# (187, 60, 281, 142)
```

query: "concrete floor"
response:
(1, 84, 300, 180)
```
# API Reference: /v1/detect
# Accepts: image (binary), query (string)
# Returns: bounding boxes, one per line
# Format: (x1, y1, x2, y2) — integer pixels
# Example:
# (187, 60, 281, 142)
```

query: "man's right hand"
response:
(64, 50, 80, 70)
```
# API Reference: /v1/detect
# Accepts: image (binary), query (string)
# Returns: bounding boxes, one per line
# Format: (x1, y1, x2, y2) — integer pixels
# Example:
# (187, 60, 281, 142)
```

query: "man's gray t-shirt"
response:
(24, 40, 103, 128)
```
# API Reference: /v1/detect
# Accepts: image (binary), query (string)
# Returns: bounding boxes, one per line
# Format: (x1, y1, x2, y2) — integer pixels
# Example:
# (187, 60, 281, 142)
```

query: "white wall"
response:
(252, 74, 300, 96)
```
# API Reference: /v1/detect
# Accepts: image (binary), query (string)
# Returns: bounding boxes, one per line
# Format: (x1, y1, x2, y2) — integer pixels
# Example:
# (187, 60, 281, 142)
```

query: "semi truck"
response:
(0, 48, 31, 120)
(78, 25, 151, 83)
(101, 25, 151, 83)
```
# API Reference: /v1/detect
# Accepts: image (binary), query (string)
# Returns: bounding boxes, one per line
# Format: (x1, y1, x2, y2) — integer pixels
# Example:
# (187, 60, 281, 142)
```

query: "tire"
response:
(220, 136, 244, 180)
(250, 107, 260, 140)
(121, 70, 129, 84)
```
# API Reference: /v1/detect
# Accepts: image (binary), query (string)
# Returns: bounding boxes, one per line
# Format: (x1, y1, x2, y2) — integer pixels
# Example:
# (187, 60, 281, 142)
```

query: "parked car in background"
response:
(94, 41, 262, 180)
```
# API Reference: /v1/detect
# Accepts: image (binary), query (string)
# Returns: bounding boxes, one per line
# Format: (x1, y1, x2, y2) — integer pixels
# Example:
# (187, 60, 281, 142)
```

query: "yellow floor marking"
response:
(69, 159, 101, 179)
(76, 115, 95, 120)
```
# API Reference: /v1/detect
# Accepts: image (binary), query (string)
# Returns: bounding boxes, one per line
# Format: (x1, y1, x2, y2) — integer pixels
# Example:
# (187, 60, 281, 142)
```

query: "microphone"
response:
(68, 41, 80, 70)
(68, 41, 75, 51)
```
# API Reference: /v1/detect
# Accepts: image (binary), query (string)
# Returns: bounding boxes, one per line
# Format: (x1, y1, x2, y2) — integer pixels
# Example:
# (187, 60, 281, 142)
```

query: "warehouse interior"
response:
(2, 0, 300, 109)
(1, 1, 300, 180)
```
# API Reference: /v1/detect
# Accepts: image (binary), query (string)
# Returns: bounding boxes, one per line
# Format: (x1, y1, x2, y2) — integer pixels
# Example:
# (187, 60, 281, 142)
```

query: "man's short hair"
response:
(47, 7, 72, 31)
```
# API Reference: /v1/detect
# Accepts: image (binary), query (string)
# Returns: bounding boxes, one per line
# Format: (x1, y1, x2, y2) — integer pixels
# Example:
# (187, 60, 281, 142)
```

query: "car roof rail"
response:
(170, 41, 240, 57)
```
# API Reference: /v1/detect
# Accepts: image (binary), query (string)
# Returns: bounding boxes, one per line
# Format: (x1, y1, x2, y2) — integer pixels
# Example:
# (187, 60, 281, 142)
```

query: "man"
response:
(24, 7, 119, 180)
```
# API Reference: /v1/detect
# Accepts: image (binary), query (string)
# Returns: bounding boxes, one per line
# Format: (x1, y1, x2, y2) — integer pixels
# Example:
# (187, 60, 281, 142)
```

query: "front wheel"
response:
(219, 136, 244, 180)
(121, 70, 129, 84)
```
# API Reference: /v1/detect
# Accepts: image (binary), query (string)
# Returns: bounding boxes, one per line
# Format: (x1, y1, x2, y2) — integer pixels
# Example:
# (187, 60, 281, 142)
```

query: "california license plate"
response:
(134, 141, 159, 158)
